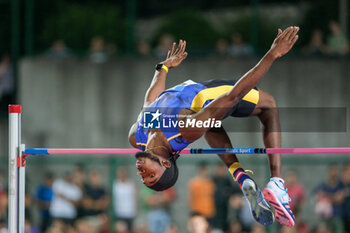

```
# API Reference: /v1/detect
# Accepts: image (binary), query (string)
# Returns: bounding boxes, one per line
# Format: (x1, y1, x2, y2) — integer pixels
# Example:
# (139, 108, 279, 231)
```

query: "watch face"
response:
(155, 64, 163, 70)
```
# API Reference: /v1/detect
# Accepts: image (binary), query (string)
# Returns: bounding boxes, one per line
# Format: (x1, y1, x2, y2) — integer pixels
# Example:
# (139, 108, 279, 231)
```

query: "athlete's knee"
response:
(257, 92, 279, 121)
(262, 92, 277, 108)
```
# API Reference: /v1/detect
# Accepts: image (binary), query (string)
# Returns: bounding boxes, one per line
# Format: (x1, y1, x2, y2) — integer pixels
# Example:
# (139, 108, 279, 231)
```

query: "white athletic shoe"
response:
(242, 178, 275, 226)
(263, 178, 295, 227)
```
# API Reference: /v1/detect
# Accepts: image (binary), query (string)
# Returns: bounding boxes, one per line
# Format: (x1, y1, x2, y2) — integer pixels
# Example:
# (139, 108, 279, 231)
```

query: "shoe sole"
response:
(242, 181, 274, 226)
(263, 188, 295, 227)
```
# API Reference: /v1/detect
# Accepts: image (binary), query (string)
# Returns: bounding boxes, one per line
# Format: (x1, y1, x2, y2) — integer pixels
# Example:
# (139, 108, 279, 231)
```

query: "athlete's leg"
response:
(250, 89, 281, 178)
(250, 90, 295, 226)
(204, 127, 274, 226)
(204, 127, 238, 166)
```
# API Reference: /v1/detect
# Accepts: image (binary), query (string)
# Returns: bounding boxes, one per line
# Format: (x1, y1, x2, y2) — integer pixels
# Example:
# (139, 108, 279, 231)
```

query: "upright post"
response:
(8, 104, 22, 233)
(18, 116, 25, 232)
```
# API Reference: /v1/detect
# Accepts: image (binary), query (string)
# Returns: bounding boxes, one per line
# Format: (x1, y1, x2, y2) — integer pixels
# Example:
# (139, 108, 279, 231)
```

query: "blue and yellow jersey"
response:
(135, 79, 259, 152)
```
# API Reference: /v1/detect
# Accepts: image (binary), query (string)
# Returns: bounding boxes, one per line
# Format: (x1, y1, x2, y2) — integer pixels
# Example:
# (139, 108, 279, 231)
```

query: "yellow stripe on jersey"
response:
(242, 88, 259, 104)
(136, 142, 147, 146)
(190, 85, 232, 112)
(167, 133, 182, 141)
(190, 85, 259, 112)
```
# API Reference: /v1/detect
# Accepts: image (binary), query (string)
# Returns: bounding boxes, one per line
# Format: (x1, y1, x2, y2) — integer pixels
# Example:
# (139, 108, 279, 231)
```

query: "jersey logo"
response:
(143, 110, 161, 128)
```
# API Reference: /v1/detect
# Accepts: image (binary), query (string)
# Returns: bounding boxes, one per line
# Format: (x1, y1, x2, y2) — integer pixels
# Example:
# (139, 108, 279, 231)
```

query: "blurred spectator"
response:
(94, 214, 110, 233)
(153, 34, 174, 59)
(75, 219, 97, 233)
(131, 221, 148, 233)
(74, 215, 109, 233)
(0, 54, 14, 104)
(280, 225, 298, 233)
(140, 186, 176, 233)
(46, 40, 71, 60)
(188, 162, 215, 219)
(44, 219, 66, 233)
(228, 33, 253, 57)
(36, 173, 54, 232)
(25, 181, 33, 222)
(73, 164, 85, 218)
(284, 171, 309, 233)
(0, 171, 7, 224)
(113, 167, 137, 230)
(0, 218, 6, 233)
(228, 220, 242, 233)
(137, 40, 152, 57)
(187, 212, 209, 233)
(302, 29, 328, 57)
(114, 220, 129, 233)
(211, 163, 237, 231)
(214, 39, 229, 57)
(285, 170, 305, 217)
(49, 171, 82, 225)
(227, 194, 254, 232)
(89, 36, 109, 63)
(73, 164, 85, 190)
(251, 223, 266, 233)
(165, 223, 178, 233)
(106, 43, 117, 56)
(25, 219, 41, 233)
(342, 164, 350, 232)
(327, 21, 349, 56)
(315, 165, 344, 233)
(81, 170, 109, 217)
(313, 222, 332, 233)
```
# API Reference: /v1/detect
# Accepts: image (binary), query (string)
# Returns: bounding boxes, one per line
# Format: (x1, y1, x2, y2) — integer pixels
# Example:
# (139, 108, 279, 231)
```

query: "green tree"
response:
(40, 4, 126, 52)
(300, 0, 338, 46)
(153, 9, 220, 50)
(225, 14, 278, 53)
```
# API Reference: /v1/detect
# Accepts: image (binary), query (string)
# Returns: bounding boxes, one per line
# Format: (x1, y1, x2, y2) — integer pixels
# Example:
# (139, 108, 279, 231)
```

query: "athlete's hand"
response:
(162, 40, 188, 69)
(268, 26, 299, 59)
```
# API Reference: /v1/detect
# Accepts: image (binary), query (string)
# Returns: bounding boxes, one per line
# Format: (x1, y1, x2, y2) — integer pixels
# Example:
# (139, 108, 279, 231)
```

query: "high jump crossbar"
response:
(22, 147, 350, 155)
(8, 104, 350, 233)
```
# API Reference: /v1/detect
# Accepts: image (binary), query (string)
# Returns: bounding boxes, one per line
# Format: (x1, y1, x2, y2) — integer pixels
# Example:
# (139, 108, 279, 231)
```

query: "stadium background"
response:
(0, 0, 350, 232)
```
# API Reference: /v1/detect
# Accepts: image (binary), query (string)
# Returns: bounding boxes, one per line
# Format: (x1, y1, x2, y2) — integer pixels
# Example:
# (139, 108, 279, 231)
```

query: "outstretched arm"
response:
(204, 127, 238, 167)
(181, 26, 299, 142)
(129, 40, 188, 147)
(143, 40, 188, 107)
(225, 26, 299, 104)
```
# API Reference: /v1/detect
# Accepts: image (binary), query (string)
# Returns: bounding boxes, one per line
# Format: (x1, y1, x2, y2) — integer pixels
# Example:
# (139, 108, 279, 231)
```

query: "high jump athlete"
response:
(128, 26, 299, 226)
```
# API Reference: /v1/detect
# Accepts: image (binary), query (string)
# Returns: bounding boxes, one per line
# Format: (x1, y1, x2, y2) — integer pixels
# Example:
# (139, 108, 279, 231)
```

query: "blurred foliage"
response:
(39, 4, 126, 52)
(136, 0, 304, 18)
(137, 0, 247, 18)
(0, 2, 10, 54)
(152, 10, 278, 54)
(0, 0, 345, 56)
(153, 10, 219, 49)
(300, 0, 339, 46)
(224, 14, 278, 53)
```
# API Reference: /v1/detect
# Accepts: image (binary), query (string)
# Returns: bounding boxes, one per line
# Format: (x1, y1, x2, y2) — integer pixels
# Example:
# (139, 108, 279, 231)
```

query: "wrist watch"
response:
(155, 63, 169, 73)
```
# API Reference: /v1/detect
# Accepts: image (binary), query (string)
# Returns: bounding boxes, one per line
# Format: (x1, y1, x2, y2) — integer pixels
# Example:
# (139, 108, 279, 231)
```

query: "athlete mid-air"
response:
(129, 26, 299, 226)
